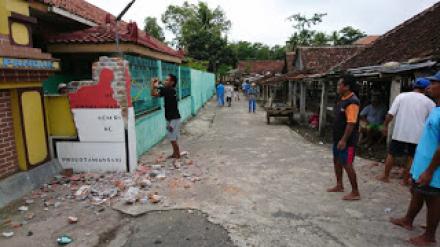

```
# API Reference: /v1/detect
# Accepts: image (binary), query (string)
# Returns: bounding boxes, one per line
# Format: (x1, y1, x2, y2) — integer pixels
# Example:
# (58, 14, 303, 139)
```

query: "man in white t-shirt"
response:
(225, 82, 234, 107)
(378, 78, 435, 184)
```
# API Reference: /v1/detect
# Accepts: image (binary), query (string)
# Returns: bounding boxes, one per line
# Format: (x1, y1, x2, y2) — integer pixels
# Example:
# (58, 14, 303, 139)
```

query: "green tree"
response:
(287, 13, 327, 50)
(161, 1, 233, 73)
(337, 26, 367, 45)
(330, 30, 342, 45)
(311, 32, 328, 45)
(269, 45, 285, 60)
(229, 41, 285, 61)
(143, 17, 165, 42)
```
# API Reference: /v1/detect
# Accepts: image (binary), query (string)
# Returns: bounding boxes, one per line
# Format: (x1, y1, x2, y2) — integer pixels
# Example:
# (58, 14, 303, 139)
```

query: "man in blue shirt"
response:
(391, 71, 440, 246)
(216, 82, 225, 106)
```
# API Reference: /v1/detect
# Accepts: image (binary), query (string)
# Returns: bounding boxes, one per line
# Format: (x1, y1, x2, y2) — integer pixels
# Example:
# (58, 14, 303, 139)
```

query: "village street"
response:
(1, 97, 438, 247)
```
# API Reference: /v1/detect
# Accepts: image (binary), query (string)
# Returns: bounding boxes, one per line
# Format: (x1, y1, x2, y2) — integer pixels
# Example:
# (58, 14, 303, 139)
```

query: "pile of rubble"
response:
(1, 152, 203, 239)
(53, 151, 201, 206)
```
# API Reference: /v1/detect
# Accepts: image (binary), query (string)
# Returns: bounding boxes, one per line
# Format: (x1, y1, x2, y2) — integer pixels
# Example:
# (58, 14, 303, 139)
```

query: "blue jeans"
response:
(248, 99, 256, 112)
(217, 94, 224, 106)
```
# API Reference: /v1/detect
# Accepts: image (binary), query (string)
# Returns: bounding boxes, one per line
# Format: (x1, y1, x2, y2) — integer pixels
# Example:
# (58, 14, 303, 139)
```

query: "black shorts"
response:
(389, 140, 417, 157)
(412, 179, 440, 197)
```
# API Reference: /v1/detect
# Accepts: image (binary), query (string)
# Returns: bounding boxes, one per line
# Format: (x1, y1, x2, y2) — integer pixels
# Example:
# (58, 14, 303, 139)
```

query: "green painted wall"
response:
(191, 70, 215, 115)
(178, 96, 192, 122)
(135, 109, 167, 157)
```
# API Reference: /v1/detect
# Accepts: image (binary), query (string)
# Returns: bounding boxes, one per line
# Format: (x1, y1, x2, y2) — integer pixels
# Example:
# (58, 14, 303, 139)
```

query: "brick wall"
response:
(0, 90, 19, 179)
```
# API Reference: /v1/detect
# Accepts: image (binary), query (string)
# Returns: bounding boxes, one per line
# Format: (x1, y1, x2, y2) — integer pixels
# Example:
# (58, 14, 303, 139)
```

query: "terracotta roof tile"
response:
(237, 60, 284, 75)
(352, 35, 380, 45)
(341, 2, 440, 69)
(39, 0, 182, 58)
(296, 46, 364, 75)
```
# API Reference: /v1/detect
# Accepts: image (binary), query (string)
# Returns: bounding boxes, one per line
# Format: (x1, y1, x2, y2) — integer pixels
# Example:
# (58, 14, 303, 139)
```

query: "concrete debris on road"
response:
(0, 152, 204, 242)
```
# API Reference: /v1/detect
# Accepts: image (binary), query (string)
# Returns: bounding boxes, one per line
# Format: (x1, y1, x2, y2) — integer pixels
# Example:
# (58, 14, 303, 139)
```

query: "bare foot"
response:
(167, 154, 178, 159)
(342, 192, 361, 201)
(408, 234, 436, 246)
(327, 186, 344, 192)
(377, 175, 390, 183)
(390, 217, 413, 231)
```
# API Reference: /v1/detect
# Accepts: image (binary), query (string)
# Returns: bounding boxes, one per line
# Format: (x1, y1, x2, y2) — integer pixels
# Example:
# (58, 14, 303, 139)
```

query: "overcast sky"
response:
(88, 0, 438, 46)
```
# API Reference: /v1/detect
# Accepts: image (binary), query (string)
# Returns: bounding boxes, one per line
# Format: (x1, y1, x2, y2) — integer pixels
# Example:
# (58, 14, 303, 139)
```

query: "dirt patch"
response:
(113, 209, 235, 247)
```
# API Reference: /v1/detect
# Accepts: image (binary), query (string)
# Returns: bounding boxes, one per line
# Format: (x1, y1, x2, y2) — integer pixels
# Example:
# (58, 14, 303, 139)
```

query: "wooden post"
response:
(319, 80, 328, 136)
(387, 76, 402, 144)
(293, 81, 297, 110)
(288, 80, 293, 106)
(300, 81, 306, 122)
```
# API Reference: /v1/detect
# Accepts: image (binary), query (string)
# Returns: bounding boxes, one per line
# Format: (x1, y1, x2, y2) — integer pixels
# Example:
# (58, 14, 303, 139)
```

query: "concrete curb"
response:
(0, 160, 61, 208)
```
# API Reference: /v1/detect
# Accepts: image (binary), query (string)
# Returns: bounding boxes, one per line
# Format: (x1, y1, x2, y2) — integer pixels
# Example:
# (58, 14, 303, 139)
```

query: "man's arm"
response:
(382, 114, 394, 135)
(417, 147, 440, 186)
(151, 78, 160, 97)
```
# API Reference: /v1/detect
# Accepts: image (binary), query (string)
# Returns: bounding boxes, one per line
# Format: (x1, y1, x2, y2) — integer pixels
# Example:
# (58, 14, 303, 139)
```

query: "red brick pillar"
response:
(0, 90, 19, 178)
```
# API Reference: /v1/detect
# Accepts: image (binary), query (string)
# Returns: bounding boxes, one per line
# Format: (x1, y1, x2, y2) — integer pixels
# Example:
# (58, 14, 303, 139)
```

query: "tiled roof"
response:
(237, 60, 284, 75)
(340, 2, 440, 70)
(352, 35, 380, 45)
(39, 0, 109, 25)
(296, 46, 364, 75)
(39, 0, 182, 58)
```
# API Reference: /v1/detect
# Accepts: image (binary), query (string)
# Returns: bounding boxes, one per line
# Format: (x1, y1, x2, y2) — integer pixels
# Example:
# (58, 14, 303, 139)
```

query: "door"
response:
(19, 89, 49, 167)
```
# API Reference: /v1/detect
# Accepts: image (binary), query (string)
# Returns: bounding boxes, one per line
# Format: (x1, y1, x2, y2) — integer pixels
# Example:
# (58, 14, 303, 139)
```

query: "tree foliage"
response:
(161, 1, 234, 73)
(287, 13, 327, 49)
(286, 13, 367, 49)
(143, 17, 165, 42)
(337, 26, 367, 45)
(228, 41, 285, 61)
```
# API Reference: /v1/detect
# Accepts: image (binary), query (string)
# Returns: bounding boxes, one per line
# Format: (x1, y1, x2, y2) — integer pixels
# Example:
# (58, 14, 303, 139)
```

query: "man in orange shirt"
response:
(327, 74, 361, 201)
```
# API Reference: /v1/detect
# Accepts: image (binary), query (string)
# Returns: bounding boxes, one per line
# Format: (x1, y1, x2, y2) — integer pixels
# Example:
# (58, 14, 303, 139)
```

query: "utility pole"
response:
(113, 0, 136, 172)
(115, 0, 136, 55)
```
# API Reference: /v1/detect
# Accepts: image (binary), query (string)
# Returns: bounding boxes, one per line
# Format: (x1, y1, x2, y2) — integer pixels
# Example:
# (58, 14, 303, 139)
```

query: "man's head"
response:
(246, 80, 249, 83)
(426, 71, 440, 100)
(413, 77, 430, 92)
(337, 74, 357, 96)
(371, 96, 380, 106)
(165, 74, 177, 88)
(58, 83, 68, 95)
(227, 82, 230, 85)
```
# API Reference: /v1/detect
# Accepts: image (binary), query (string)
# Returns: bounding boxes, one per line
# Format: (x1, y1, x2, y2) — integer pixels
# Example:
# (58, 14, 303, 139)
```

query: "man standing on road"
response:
(151, 74, 182, 160)
(377, 78, 435, 184)
(242, 80, 248, 96)
(390, 72, 440, 246)
(216, 82, 225, 107)
(327, 74, 361, 201)
(225, 82, 234, 107)
(248, 83, 258, 113)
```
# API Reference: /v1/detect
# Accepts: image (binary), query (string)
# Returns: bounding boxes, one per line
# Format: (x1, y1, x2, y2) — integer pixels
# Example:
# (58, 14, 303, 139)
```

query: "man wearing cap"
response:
(378, 78, 435, 184)
(391, 72, 440, 246)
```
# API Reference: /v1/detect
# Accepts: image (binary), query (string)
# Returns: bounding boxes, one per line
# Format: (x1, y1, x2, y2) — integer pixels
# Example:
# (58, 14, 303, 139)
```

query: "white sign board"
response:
(57, 142, 127, 172)
(72, 109, 125, 142)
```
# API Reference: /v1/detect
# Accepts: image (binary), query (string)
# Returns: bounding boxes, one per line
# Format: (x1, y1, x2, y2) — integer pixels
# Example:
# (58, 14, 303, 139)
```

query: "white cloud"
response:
(87, 0, 438, 46)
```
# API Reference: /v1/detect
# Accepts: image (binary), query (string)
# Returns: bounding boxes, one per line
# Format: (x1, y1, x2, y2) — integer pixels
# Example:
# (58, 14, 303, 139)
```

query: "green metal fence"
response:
(161, 61, 179, 98)
(125, 55, 161, 116)
(180, 66, 191, 98)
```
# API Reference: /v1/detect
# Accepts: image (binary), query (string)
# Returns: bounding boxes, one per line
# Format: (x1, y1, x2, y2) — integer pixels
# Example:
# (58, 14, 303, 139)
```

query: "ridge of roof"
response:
(339, 2, 440, 70)
(38, 0, 182, 59)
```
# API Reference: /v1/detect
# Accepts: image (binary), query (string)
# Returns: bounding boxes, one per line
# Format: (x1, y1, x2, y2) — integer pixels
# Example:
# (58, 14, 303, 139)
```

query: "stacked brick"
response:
(69, 56, 132, 124)
(0, 90, 18, 178)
